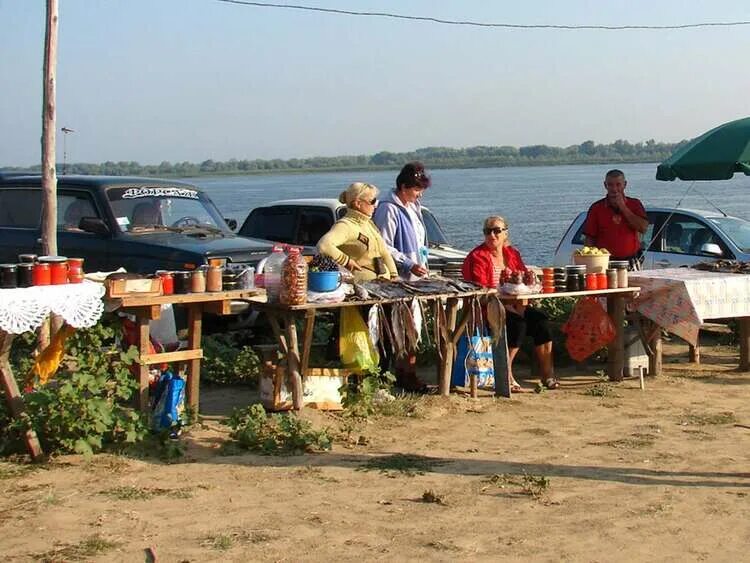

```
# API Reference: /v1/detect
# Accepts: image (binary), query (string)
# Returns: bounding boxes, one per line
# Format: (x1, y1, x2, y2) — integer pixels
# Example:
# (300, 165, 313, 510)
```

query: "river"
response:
(185, 163, 750, 266)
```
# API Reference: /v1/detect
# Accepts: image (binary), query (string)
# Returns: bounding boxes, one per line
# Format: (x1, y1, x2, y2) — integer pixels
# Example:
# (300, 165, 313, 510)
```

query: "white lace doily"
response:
(0, 281, 105, 334)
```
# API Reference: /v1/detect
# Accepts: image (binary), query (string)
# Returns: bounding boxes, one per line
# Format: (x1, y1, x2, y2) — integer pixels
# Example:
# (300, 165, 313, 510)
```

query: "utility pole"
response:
(61, 126, 74, 175)
(41, 0, 58, 257)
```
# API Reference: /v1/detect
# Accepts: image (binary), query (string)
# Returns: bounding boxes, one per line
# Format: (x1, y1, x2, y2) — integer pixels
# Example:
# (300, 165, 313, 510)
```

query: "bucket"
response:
(308, 271, 341, 292)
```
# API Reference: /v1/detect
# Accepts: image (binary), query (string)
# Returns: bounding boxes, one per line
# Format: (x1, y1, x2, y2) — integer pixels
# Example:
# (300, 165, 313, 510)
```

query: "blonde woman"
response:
(317, 182, 398, 282)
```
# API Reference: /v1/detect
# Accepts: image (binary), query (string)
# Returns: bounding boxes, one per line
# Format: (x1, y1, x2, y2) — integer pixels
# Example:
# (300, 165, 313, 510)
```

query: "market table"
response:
(107, 289, 260, 412)
(499, 286, 640, 382)
(628, 268, 750, 375)
(0, 281, 106, 460)
(249, 287, 497, 410)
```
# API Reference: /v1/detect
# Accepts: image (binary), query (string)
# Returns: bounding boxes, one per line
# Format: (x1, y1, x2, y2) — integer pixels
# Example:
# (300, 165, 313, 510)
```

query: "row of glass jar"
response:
(155, 266, 255, 295)
(540, 261, 629, 293)
(0, 254, 85, 288)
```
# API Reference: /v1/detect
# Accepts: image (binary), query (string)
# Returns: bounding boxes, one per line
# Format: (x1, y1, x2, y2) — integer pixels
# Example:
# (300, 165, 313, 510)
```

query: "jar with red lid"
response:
(157, 271, 174, 295)
(67, 257, 84, 284)
(33, 263, 51, 286)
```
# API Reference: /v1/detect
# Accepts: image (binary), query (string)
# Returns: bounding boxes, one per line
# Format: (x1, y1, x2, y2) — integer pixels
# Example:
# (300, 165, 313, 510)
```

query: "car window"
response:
(240, 207, 297, 243)
(663, 214, 726, 256)
(421, 208, 449, 245)
(58, 194, 99, 230)
(297, 207, 333, 246)
(709, 217, 750, 252)
(0, 188, 43, 228)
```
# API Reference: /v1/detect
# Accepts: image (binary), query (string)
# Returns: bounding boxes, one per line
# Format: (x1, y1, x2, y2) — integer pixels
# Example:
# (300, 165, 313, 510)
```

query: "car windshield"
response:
(421, 208, 449, 246)
(106, 186, 229, 232)
(708, 217, 750, 252)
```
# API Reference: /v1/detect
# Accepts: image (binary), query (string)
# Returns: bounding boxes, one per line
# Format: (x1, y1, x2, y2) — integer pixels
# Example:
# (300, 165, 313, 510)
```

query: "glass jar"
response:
(32, 263, 51, 286)
(607, 268, 618, 289)
(0, 264, 17, 288)
(173, 271, 191, 294)
(17, 263, 34, 288)
(191, 269, 206, 293)
(157, 271, 174, 295)
(280, 247, 308, 305)
(206, 266, 223, 292)
(596, 272, 607, 290)
(617, 267, 628, 288)
(39, 256, 68, 285)
(67, 257, 84, 284)
(585, 273, 598, 290)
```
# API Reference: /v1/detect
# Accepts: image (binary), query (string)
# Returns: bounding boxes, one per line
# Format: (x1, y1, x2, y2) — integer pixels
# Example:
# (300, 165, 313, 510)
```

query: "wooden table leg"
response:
(186, 304, 202, 412)
(267, 313, 289, 356)
(0, 331, 44, 461)
(300, 310, 315, 376)
(137, 315, 151, 412)
(284, 313, 304, 410)
(739, 317, 750, 371)
(438, 298, 459, 396)
(607, 295, 625, 382)
(432, 300, 443, 387)
(689, 343, 701, 364)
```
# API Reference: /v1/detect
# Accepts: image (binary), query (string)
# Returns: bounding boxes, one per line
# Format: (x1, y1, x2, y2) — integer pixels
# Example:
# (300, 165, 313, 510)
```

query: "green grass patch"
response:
(35, 535, 119, 562)
(679, 411, 737, 426)
(359, 453, 446, 477)
(99, 485, 192, 501)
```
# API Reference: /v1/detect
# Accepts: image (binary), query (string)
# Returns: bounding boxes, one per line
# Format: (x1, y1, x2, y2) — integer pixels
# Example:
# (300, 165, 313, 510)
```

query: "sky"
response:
(1, 0, 749, 167)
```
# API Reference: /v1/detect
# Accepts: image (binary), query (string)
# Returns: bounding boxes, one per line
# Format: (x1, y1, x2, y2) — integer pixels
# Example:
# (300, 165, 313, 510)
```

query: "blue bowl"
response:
(308, 271, 341, 292)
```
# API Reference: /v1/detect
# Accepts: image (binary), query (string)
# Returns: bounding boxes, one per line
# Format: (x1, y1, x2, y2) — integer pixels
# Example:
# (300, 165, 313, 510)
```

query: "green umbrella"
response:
(656, 117, 750, 181)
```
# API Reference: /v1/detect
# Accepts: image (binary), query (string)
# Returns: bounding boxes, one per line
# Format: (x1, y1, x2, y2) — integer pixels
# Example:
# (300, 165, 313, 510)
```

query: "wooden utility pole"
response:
(41, 0, 58, 257)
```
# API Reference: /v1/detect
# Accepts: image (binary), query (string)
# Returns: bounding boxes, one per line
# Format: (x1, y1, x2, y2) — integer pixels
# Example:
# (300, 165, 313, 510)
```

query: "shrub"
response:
(2, 319, 147, 458)
(224, 404, 332, 454)
(339, 369, 396, 418)
(201, 333, 261, 385)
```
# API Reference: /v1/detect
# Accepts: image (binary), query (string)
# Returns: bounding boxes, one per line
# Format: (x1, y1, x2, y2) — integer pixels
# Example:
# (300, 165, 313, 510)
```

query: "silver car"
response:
(553, 207, 750, 268)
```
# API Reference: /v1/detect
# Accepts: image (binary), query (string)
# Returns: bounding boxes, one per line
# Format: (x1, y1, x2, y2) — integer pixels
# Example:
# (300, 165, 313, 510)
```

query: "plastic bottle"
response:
(280, 247, 308, 306)
(263, 245, 287, 304)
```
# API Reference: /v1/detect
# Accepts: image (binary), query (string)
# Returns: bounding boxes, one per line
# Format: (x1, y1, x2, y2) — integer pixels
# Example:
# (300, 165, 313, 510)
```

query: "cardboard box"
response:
(106, 277, 162, 298)
(260, 363, 348, 411)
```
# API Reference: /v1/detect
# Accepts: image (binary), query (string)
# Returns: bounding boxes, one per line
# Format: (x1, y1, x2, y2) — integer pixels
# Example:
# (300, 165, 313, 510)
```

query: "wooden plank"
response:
(186, 304, 202, 412)
(650, 333, 663, 376)
(202, 299, 232, 316)
(499, 287, 640, 302)
(300, 310, 316, 377)
(114, 288, 261, 308)
(438, 298, 459, 396)
(739, 317, 750, 371)
(285, 313, 304, 410)
(0, 331, 44, 461)
(137, 315, 151, 412)
(450, 301, 474, 347)
(606, 294, 625, 382)
(267, 313, 289, 357)
(141, 349, 203, 365)
(689, 344, 701, 364)
(132, 305, 161, 321)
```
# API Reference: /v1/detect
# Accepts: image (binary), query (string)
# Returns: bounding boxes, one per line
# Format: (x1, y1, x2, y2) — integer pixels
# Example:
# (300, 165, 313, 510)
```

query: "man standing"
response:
(583, 169, 648, 265)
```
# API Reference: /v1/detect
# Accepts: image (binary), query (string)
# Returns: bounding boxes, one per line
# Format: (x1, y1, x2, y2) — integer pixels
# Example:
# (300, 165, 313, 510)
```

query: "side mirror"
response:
(78, 217, 110, 236)
(701, 243, 723, 257)
(224, 218, 238, 231)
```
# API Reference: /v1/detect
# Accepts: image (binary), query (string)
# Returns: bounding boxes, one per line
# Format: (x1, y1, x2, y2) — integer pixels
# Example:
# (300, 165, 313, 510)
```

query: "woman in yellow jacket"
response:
(317, 182, 398, 282)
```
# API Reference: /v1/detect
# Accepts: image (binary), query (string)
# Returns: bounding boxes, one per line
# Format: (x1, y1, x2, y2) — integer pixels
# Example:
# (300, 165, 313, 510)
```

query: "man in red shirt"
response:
(583, 169, 648, 262)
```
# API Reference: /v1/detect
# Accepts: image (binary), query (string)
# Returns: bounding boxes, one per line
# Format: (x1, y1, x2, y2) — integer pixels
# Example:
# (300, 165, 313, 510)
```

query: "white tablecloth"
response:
(629, 268, 750, 345)
(0, 281, 105, 334)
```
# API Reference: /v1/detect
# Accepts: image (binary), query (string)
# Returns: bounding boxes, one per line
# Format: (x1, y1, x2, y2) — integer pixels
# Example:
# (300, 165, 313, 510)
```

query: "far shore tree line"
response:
(2, 139, 684, 177)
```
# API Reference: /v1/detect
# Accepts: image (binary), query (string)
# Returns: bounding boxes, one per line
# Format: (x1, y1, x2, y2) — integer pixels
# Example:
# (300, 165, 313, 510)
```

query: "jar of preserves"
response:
(173, 271, 191, 294)
(38, 256, 68, 285)
(280, 247, 308, 305)
(32, 263, 51, 286)
(17, 263, 34, 288)
(0, 264, 17, 288)
(607, 268, 618, 289)
(191, 269, 206, 293)
(157, 271, 174, 295)
(67, 257, 84, 284)
(206, 266, 223, 292)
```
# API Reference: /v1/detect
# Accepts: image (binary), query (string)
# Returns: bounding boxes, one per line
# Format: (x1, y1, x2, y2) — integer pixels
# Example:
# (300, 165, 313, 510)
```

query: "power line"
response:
(215, 0, 750, 31)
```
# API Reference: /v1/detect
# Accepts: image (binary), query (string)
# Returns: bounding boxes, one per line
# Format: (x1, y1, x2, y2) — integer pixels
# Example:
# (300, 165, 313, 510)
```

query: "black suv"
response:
(0, 175, 273, 274)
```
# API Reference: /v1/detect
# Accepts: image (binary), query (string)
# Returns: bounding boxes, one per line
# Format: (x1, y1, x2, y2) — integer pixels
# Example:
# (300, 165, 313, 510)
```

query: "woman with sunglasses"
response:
(373, 161, 431, 282)
(462, 216, 559, 391)
(317, 182, 398, 282)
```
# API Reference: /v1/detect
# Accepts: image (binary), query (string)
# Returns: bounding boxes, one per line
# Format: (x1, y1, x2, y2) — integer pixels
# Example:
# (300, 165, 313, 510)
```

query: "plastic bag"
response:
(561, 297, 616, 362)
(339, 307, 379, 374)
(151, 369, 186, 435)
(451, 328, 495, 388)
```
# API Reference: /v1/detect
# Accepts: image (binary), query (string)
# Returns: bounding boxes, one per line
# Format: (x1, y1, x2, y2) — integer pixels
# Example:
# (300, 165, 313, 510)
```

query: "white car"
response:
(238, 198, 467, 276)
(553, 207, 750, 269)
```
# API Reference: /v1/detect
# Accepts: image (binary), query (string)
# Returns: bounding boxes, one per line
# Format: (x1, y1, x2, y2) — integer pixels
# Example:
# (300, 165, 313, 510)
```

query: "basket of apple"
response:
(573, 246, 610, 273)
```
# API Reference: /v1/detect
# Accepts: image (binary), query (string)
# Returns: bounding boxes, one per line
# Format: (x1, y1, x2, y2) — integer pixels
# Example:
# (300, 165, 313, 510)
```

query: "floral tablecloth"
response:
(0, 281, 105, 334)
(628, 268, 750, 345)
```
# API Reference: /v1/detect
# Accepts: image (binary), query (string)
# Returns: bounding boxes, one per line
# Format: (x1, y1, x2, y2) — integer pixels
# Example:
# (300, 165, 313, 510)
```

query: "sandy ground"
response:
(2, 338, 750, 562)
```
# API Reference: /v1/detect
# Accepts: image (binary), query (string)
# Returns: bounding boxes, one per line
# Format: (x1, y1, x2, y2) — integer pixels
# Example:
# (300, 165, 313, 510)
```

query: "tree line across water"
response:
(2, 139, 684, 177)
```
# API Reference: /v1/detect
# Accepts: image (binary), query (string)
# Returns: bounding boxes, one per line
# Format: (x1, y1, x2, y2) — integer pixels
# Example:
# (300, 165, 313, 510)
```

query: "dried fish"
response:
(410, 298, 423, 345)
(391, 304, 406, 357)
(367, 305, 380, 348)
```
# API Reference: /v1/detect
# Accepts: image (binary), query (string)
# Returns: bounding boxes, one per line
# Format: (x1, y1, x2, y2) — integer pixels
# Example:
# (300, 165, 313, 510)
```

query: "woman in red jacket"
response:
(462, 216, 558, 391)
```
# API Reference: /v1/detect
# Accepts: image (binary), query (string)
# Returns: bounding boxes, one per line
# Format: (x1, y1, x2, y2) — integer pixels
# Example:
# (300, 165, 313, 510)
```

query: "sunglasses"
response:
(483, 227, 508, 235)
(361, 197, 377, 205)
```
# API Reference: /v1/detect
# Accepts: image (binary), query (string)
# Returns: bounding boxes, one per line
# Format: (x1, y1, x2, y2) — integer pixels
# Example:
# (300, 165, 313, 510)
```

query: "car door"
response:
(0, 186, 44, 262)
(57, 191, 112, 271)
(646, 213, 733, 269)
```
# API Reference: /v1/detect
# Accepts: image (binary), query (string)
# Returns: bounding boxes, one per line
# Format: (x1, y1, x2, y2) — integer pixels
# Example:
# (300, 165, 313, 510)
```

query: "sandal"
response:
(542, 377, 560, 390)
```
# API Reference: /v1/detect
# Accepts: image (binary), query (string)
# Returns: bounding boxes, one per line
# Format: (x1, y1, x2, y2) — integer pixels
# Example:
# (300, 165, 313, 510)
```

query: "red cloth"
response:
(582, 197, 646, 259)
(462, 243, 527, 287)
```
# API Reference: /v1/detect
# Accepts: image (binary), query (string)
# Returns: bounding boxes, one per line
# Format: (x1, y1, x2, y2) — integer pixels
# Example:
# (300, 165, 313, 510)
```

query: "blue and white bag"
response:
(451, 328, 495, 389)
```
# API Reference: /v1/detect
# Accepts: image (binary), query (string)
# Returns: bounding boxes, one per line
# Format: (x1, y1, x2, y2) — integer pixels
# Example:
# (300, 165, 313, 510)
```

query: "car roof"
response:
(573, 206, 742, 221)
(259, 197, 433, 212)
(0, 174, 199, 190)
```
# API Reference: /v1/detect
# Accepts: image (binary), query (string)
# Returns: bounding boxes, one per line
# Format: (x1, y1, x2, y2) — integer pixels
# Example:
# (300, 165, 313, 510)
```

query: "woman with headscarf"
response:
(317, 182, 398, 282)
(462, 215, 558, 391)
